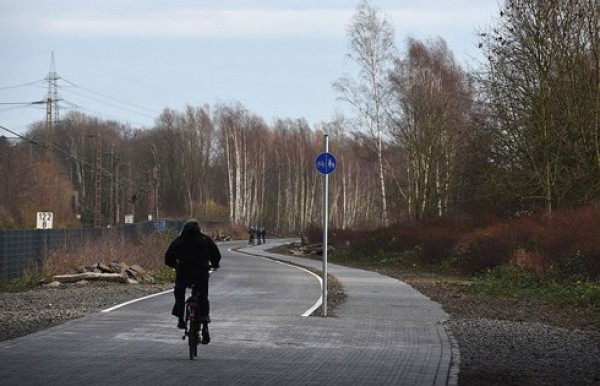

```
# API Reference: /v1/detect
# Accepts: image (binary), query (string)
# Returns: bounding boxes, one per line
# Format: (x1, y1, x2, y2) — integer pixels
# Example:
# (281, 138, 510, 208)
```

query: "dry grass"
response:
(42, 230, 176, 277)
(41, 224, 246, 278)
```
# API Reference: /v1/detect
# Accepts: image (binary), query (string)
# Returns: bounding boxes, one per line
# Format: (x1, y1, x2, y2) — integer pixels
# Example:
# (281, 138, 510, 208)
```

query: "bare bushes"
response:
(42, 230, 176, 278)
(320, 206, 600, 279)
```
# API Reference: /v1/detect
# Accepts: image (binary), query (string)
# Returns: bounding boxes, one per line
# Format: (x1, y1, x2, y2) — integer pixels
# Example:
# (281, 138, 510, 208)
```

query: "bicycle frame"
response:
(183, 292, 201, 359)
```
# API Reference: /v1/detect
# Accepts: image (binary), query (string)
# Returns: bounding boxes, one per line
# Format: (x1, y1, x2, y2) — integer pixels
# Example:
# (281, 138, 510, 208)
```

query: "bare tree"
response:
(178, 104, 215, 218)
(0, 137, 77, 228)
(333, 0, 396, 225)
(389, 38, 474, 220)
(480, 0, 600, 215)
(153, 108, 183, 217)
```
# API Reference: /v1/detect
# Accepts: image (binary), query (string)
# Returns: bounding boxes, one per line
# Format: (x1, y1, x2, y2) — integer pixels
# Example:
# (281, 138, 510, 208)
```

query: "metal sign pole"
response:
(322, 134, 329, 317)
(315, 136, 336, 317)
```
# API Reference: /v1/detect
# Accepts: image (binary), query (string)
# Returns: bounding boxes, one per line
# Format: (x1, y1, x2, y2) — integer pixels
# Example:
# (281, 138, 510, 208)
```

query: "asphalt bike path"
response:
(0, 239, 458, 385)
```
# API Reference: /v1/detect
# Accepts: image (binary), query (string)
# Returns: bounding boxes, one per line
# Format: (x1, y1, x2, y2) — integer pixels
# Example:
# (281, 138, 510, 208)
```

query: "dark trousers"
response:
(172, 272, 210, 323)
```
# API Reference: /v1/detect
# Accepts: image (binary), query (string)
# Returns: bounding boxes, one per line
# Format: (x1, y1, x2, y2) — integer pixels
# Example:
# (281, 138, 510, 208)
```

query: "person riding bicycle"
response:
(164, 220, 221, 342)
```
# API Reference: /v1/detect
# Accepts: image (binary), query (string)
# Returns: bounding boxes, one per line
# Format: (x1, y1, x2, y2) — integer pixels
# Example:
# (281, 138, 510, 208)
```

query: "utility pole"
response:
(149, 145, 160, 221)
(147, 169, 153, 221)
(113, 149, 121, 225)
(109, 145, 120, 226)
(126, 162, 135, 222)
(93, 134, 102, 228)
(147, 166, 158, 221)
(45, 96, 52, 162)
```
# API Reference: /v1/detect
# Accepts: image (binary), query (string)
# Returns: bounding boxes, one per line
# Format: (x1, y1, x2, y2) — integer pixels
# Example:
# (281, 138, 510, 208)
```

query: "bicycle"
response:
(181, 281, 212, 360)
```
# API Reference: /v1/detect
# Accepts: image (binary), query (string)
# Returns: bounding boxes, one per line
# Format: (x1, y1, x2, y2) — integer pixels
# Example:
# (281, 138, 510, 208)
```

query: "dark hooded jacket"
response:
(164, 222, 221, 283)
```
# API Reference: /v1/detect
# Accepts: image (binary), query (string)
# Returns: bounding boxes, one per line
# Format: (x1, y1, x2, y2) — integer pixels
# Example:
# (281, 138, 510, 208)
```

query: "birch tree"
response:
(389, 38, 474, 220)
(178, 105, 215, 218)
(214, 103, 271, 227)
(333, 0, 395, 225)
(271, 118, 321, 232)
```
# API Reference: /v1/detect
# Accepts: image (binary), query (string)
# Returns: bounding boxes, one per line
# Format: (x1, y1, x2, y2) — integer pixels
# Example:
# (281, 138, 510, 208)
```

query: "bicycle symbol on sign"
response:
(315, 152, 337, 175)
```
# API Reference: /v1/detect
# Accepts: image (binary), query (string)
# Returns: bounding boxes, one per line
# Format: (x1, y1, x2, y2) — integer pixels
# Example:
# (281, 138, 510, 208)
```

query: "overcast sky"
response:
(0, 0, 498, 135)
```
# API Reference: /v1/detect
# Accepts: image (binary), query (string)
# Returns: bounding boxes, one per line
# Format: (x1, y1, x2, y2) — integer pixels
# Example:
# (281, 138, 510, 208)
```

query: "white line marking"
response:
(231, 246, 323, 317)
(101, 289, 172, 313)
(267, 258, 323, 317)
(101, 270, 218, 313)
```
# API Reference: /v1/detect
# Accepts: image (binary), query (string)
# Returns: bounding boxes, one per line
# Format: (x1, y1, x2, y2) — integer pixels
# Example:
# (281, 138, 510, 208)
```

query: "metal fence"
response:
(0, 220, 229, 281)
(0, 222, 157, 281)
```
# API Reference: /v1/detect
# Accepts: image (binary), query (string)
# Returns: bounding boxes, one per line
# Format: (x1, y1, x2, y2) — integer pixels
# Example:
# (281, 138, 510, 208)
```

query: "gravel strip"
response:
(0, 282, 173, 342)
(447, 317, 600, 386)
(397, 272, 600, 386)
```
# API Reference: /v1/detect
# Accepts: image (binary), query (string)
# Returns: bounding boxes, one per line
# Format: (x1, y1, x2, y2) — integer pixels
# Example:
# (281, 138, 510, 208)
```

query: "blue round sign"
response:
(315, 152, 337, 175)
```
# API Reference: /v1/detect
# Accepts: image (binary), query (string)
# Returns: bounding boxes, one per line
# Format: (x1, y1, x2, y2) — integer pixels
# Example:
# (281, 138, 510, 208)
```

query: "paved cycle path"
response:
(241, 242, 459, 386)
(0, 240, 458, 385)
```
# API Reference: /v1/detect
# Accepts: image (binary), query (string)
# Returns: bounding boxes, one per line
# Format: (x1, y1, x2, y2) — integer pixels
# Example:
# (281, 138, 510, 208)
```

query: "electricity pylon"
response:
(45, 51, 61, 162)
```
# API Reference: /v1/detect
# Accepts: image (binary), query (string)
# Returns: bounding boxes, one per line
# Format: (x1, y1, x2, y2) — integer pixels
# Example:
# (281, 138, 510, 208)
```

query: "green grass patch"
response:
(470, 266, 600, 308)
(151, 266, 176, 284)
(0, 274, 45, 293)
(330, 246, 432, 271)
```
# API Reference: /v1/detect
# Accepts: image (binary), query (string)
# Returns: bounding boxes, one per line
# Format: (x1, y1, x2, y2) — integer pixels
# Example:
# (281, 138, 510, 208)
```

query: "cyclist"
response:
(165, 220, 221, 343)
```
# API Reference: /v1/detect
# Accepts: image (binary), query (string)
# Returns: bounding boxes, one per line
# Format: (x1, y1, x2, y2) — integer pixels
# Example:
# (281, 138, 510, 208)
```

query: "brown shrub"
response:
(302, 223, 324, 245)
(415, 217, 476, 264)
(509, 206, 600, 278)
(449, 207, 600, 278)
(306, 207, 600, 278)
(451, 227, 514, 275)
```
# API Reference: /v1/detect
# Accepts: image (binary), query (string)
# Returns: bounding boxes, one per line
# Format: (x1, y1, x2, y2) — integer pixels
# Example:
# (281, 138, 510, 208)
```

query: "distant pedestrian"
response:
(260, 227, 266, 244)
(255, 226, 262, 245)
(248, 227, 255, 245)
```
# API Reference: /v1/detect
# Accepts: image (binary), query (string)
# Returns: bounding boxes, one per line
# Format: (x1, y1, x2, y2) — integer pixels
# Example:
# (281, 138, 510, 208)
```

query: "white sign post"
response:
(315, 135, 337, 316)
(36, 212, 54, 229)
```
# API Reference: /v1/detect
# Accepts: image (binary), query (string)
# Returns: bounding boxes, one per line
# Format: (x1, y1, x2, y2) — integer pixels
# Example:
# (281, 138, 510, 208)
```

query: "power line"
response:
(1, 55, 160, 128)
(60, 85, 155, 119)
(0, 104, 42, 114)
(0, 102, 43, 105)
(0, 79, 45, 91)
(61, 78, 158, 115)
(0, 125, 43, 146)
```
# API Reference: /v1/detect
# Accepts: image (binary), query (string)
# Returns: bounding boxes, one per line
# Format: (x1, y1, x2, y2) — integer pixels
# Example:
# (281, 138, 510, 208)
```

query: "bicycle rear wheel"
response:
(188, 323, 198, 360)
